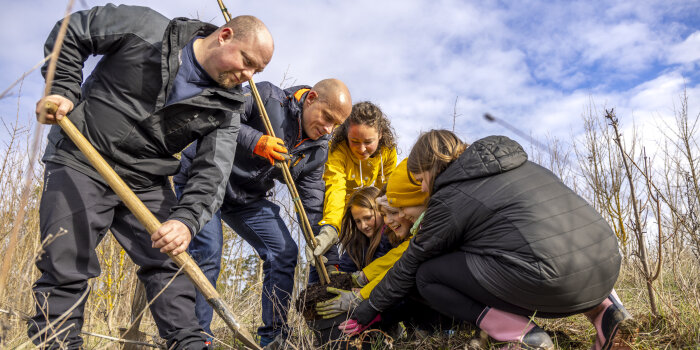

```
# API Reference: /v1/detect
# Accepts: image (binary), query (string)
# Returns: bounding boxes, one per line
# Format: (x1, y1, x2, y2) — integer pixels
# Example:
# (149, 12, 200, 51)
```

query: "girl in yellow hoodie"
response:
(315, 159, 428, 317)
(306, 101, 398, 267)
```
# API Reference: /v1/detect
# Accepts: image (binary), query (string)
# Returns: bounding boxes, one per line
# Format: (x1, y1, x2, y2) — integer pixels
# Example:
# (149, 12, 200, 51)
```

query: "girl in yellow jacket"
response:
(306, 101, 398, 266)
(315, 159, 428, 317)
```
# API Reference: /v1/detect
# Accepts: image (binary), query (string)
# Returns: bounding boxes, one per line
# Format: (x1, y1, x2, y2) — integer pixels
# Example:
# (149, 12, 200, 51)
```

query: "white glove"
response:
(305, 225, 338, 266)
(315, 287, 363, 319)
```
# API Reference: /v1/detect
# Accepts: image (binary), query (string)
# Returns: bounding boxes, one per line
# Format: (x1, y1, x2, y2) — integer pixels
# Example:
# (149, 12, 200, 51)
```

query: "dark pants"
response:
(29, 163, 205, 350)
(176, 183, 339, 340)
(173, 190, 275, 340)
(416, 251, 582, 324)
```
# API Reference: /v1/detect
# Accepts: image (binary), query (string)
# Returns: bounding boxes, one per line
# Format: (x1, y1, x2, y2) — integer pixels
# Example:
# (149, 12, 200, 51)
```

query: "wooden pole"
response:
(216, 1, 331, 284)
(45, 102, 261, 350)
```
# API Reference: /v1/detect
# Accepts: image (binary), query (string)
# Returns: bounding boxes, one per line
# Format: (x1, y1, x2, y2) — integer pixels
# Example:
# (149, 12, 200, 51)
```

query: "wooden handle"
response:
(247, 82, 331, 284)
(44, 101, 261, 350)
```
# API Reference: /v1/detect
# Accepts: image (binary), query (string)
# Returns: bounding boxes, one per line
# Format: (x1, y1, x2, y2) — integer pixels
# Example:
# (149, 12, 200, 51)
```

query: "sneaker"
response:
(204, 337, 213, 347)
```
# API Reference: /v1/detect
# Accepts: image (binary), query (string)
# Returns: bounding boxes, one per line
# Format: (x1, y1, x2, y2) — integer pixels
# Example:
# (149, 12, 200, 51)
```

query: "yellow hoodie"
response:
(319, 142, 397, 231)
(359, 212, 425, 299)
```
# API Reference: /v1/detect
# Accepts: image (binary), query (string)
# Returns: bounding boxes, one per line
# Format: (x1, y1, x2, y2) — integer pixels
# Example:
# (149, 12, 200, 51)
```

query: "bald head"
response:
(196, 15, 274, 88)
(301, 78, 353, 140)
(313, 78, 352, 118)
(223, 15, 274, 54)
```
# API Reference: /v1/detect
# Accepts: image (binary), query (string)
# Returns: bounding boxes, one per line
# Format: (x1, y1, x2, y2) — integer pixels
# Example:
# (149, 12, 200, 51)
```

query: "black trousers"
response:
(28, 162, 205, 349)
(416, 251, 584, 325)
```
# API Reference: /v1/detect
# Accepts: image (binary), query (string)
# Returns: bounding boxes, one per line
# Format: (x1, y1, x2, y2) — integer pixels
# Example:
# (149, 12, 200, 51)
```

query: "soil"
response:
(295, 272, 354, 320)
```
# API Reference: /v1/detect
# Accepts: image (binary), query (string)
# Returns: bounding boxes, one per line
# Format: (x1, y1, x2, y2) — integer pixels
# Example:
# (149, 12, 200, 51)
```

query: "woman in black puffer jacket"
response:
(343, 130, 635, 350)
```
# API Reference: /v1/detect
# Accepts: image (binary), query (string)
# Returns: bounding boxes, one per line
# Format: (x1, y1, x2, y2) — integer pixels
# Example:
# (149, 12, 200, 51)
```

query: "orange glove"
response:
(254, 135, 289, 165)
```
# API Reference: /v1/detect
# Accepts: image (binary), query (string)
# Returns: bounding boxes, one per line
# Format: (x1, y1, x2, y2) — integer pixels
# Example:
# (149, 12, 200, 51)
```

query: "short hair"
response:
(222, 15, 267, 41)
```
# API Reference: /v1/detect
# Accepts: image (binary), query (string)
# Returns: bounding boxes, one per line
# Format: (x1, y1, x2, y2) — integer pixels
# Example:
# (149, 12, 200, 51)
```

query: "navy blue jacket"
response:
(175, 82, 329, 234)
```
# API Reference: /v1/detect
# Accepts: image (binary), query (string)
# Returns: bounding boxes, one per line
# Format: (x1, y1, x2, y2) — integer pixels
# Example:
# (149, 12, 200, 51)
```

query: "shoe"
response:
(260, 334, 285, 350)
(590, 291, 636, 350)
(476, 307, 554, 350)
(204, 337, 213, 347)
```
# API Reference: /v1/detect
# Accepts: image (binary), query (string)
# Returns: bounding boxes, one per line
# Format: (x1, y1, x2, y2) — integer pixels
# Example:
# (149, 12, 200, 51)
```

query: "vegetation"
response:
(1, 57, 699, 350)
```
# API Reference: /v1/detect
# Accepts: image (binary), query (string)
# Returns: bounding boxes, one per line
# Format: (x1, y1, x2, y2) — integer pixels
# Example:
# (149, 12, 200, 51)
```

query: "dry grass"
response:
(2, 53, 700, 350)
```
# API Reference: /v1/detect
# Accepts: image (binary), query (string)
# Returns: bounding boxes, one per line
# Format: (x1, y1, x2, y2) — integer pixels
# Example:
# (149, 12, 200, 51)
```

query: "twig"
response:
(0, 56, 51, 101)
(16, 283, 90, 349)
(118, 263, 187, 341)
(82, 331, 161, 348)
(0, 0, 75, 301)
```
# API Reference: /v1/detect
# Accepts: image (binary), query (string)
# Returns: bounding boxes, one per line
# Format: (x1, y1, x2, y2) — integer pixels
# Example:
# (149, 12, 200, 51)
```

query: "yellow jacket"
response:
(359, 237, 411, 299)
(359, 212, 424, 299)
(319, 142, 397, 231)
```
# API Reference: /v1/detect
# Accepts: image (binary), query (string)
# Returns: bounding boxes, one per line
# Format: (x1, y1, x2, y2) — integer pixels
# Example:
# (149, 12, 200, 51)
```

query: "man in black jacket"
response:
(174, 79, 351, 346)
(32, 4, 273, 349)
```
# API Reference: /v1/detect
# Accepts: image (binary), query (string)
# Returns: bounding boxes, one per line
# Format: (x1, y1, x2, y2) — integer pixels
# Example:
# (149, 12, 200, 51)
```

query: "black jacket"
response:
(175, 82, 329, 234)
(41, 4, 243, 235)
(368, 136, 621, 313)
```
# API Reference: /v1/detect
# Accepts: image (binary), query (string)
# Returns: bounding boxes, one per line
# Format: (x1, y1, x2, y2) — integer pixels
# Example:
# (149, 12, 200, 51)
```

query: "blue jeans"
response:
(176, 185, 298, 339)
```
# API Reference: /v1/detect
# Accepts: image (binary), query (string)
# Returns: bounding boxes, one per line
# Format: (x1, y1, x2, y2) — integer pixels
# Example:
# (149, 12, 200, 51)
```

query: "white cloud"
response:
(1, 0, 700, 164)
(667, 31, 700, 65)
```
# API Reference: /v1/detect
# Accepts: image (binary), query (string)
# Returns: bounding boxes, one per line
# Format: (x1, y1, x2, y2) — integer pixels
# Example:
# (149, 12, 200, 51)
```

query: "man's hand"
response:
(254, 135, 289, 165)
(315, 287, 363, 319)
(304, 225, 339, 267)
(151, 220, 192, 255)
(36, 95, 74, 124)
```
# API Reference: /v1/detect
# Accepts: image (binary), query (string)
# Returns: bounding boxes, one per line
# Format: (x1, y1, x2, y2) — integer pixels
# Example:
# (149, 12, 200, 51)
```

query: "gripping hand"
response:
(305, 225, 338, 266)
(254, 135, 289, 165)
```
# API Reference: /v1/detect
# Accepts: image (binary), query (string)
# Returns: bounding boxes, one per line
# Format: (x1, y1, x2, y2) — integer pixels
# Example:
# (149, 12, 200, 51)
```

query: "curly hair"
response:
(330, 101, 397, 155)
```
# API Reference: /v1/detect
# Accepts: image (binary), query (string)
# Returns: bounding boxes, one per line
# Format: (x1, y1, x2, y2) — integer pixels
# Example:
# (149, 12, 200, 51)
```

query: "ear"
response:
(306, 90, 318, 105)
(218, 27, 234, 45)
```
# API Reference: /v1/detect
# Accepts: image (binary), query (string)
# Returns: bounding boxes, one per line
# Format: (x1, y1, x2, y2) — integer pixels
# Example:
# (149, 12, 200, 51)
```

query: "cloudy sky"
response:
(1, 0, 699, 157)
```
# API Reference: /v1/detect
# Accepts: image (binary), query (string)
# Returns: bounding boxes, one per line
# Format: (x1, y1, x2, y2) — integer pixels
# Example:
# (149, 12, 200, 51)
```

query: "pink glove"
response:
(338, 314, 382, 336)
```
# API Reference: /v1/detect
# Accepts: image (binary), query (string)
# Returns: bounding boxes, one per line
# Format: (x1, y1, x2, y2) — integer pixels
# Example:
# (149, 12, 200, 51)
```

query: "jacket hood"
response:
(434, 135, 528, 190)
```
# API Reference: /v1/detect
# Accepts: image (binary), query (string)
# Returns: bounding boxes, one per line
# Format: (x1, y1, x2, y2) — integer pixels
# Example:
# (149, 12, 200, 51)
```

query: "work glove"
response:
(351, 271, 368, 288)
(254, 135, 290, 165)
(315, 287, 363, 319)
(305, 225, 339, 267)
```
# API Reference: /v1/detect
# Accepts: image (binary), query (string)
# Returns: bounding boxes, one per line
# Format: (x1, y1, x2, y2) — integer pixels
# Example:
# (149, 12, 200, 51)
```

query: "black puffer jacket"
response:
(368, 135, 621, 313)
(41, 4, 244, 234)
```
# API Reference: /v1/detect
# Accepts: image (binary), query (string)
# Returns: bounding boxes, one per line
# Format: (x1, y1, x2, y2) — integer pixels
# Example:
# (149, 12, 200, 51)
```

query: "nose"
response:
(359, 144, 366, 153)
(322, 123, 333, 135)
(398, 209, 406, 218)
(241, 69, 254, 83)
(359, 221, 368, 231)
(421, 181, 429, 193)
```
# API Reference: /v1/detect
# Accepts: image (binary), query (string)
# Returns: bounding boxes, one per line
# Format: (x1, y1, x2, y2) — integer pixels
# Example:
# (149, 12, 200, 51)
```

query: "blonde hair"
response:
(407, 129, 468, 194)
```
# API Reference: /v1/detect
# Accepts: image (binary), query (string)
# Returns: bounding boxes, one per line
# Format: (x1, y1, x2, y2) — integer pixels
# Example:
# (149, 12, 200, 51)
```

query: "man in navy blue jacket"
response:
(174, 79, 351, 345)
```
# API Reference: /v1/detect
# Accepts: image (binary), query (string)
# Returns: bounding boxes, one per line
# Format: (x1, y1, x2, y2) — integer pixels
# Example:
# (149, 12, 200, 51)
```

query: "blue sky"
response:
(1, 0, 699, 158)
